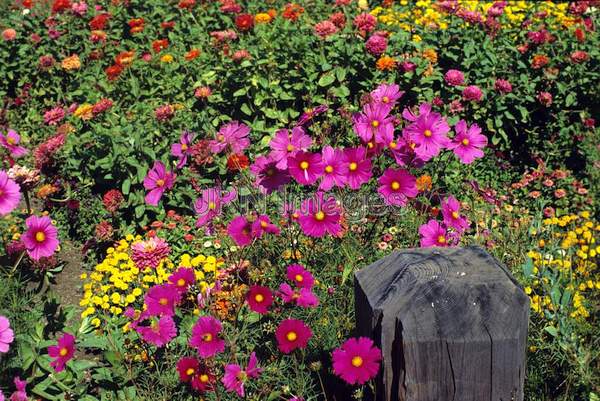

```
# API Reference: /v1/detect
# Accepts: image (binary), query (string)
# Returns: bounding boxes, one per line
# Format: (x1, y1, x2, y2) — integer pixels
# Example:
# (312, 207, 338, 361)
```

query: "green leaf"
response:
(233, 88, 247, 97)
(522, 258, 533, 277)
(240, 103, 252, 116)
(122, 178, 131, 195)
(544, 326, 558, 337)
(318, 73, 336, 87)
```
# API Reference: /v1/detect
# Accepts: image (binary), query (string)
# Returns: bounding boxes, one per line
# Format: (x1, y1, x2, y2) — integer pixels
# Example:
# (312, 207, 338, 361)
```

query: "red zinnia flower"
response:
(128, 18, 145, 34)
(52, 0, 71, 13)
(178, 0, 195, 9)
(152, 39, 169, 53)
(90, 13, 110, 30)
(235, 14, 254, 31)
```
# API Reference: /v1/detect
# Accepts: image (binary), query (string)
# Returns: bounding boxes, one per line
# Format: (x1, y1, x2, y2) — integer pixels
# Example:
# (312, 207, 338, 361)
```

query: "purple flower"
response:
(353, 103, 394, 145)
(251, 214, 280, 238)
(296, 105, 328, 127)
(194, 187, 236, 227)
(222, 352, 261, 397)
(370, 83, 404, 112)
(377, 168, 418, 206)
(9, 377, 27, 401)
(342, 147, 372, 189)
(136, 315, 177, 347)
(297, 192, 342, 238)
(441, 196, 469, 232)
(269, 127, 312, 169)
(43, 107, 65, 126)
(48, 333, 75, 372)
(319, 146, 346, 191)
(288, 151, 324, 185)
(444, 69, 465, 86)
(189, 316, 225, 358)
(21, 215, 59, 260)
(448, 120, 487, 164)
(0, 316, 14, 354)
(227, 215, 253, 246)
(0, 130, 28, 158)
(462, 85, 484, 102)
(171, 131, 194, 168)
(402, 103, 450, 161)
(209, 121, 250, 154)
(0, 171, 20, 216)
(144, 284, 182, 317)
(143, 161, 176, 206)
(419, 220, 450, 247)
(250, 155, 291, 194)
(365, 34, 387, 56)
(494, 79, 512, 94)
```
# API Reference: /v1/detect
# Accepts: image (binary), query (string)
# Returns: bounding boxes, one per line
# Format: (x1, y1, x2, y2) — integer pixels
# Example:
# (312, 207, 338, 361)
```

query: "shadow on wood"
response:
(355, 246, 529, 401)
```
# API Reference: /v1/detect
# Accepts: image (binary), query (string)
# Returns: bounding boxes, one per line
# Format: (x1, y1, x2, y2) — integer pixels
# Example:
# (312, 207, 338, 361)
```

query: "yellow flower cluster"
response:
(79, 235, 222, 327)
(525, 211, 599, 320)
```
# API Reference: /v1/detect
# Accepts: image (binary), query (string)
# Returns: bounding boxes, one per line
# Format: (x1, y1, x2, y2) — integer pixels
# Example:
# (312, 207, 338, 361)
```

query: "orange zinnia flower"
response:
(376, 55, 396, 71)
(128, 18, 145, 34)
(115, 51, 135, 67)
(185, 48, 201, 61)
(152, 39, 169, 53)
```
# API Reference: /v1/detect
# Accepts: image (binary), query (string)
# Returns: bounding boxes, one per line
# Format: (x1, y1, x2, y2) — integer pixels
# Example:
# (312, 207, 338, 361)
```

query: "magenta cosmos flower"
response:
(136, 315, 177, 347)
(22, 215, 59, 260)
(276, 319, 313, 354)
(279, 283, 319, 308)
(144, 283, 182, 316)
(251, 214, 280, 238)
(402, 103, 450, 161)
(0, 171, 20, 216)
(144, 161, 176, 206)
(441, 196, 469, 232)
(319, 146, 346, 191)
(194, 187, 236, 227)
(0, 130, 28, 158)
(9, 377, 27, 401)
(169, 267, 196, 293)
(332, 337, 381, 385)
(189, 316, 225, 358)
(177, 357, 214, 392)
(288, 151, 324, 185)
(353, 103, 394, 145)
(296, 105, 328, 127)
(297, 192, 342, 237)
(222, 352, 261, 397)
(269, 127, 312, 169)
(0, 316, 14, 353)
(370, 83, 404, 112)
(342, 147, 372, 190)
(48, 333, 75, 372)
(227, 215, 253, 246)
(171, 131, 194, 169)
(286, 264, 315, 289)
(419, 219, 450, 247)
(209, 121, 250, 154)
(377, 168, 418, 206)
(246, 285, 273, 314)
(448, 120, 487, 164)
(250, 155, 291, 194)
(444, 69, 465, 86)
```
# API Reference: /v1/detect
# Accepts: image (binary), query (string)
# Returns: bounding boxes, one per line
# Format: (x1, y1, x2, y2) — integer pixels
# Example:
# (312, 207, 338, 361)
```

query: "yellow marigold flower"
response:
(422, 48, 438, 64)
(91, 318, 101, 327)
(255, 13, 272, 24)
(160, 54, 174, 63)
(412, 34, 422, 43)
(61, 55, 81, 70)
(74, 104, 94, 120)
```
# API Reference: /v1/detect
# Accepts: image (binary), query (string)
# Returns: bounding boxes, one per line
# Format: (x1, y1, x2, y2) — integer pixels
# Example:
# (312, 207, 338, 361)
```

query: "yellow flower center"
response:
(314, 211, 325, 221)
(181, 143, 188, 151)
(177, 278, 186, 287)
(295, 274, 303, 282)
(59, 348, 69, 357)
(382, 96, 389, 103)
(255, 294, 264, 303)
(389, 141, 397, 149)
(367, 141, 374, 149)
(351, 356, 363, 367)
(203, 333, 213, 342)
(260, 221, 268, 228)
(266, 168, 275, 177)
(371, 120, 380, 128)
(208, 201, 216, 210)
(391, 181, 400, 190)
(156, 179, 165, 187)
(186, 368, 195, 376)
(200, 374, 209, 383)
(349, 162, 358, 171)
(286, 331, 297, 341)
(159, 298, 168, 306)
(217, 134, 225, 142)
(325, 165, 334, 173)
(300, 161, 309, 170)
(424, 129, 432, 137)
(438, 235, 446, 244)
(35, 231, 46, 242)
(452, 211, 459, 219)
(462, 138, 470, 146)
(287, 144, 294, 152)
(7, 137, 15, 145)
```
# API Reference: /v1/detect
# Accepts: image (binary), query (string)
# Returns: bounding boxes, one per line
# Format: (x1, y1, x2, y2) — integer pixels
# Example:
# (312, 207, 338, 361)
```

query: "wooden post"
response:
(354, 246, 529, 401)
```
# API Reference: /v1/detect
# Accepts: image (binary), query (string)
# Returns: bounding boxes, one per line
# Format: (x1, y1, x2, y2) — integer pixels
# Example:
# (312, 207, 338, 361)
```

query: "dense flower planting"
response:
(0, 0, 598, 400)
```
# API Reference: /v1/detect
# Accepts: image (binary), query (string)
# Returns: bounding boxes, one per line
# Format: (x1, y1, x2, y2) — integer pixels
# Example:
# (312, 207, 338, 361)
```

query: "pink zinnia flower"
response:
(246, 285, 273, 314)
(441, 196, 469, 232)
(365, 34, 387, 56)
(131, 237, 171, 270)
(332, 337, 381, 385)
(227, 215, 253, 246)
(377, 168, 418, 206)
(43, 107, 65, 126)
(448, 120, 487, 164)
(177, 357, 214, 391)
(169, 267, 196, 293)
(288, 151, 324, 185)
(194, 187, 236, 227)
(0, 130, 28, 158)
(342, 147, 372, 189)
(222, 352, 261, 397)
(353, 103, 394, 145)
(144, 284, 182, 316)
(494, 79, 512, 94)
(250, 155, 291, 194)
(0, 316, 14, 353)
(444, 69, 465, 86)
(144, 161, 176, 206)
(286, 264, 315, 289)
(353, 13, 377, 32)
(269, 127, 312, 169)
(402, 103, 450, 161)
(171, 131, 194, 169)
(189, 316, 225, 357)
(370, 83, 404, 112)
(297, 192, 342, 237)
(48, 333, 75, 372)
(275, 319, 312, 354)
(319, 146, 346, 191)
(251, 214, 280, 238)
(537, 91, 553, 106)
(0, 171, 20, 216)
(22, 215, 59, 260)
(136, 315, 177, 347)
(314, 20, 338, 38)
(462, 85, 483, 102)
(209, 121, 250, 154)
(419, 220, 450, 247)
(279, 283, 319, 308)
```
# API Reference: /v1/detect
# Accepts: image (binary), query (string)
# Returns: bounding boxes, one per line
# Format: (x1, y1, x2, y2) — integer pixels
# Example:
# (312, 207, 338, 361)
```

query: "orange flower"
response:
(531, 54, 549, 69)
(61, 55, 81, 70)
(422, 48, 438, 64)
(105, 64, 123, 80)
(185, 48, 201, 61)
(376, 55, 396, 71)
(37, 184, 58, 199)
(255, 13, 272, 24)
(282, 3, 304, 21)
(115, 51, 135, 67)
(416, 175, 432, 192)
(128, 18, 145, 34)
(267, 9, 277, 18)
(152, 39, 169, 53)
(226, 154, 249, 171)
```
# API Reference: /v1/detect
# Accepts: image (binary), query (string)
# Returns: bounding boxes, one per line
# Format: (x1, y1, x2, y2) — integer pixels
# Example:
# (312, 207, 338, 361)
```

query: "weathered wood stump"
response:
(355, 246, 529, 401)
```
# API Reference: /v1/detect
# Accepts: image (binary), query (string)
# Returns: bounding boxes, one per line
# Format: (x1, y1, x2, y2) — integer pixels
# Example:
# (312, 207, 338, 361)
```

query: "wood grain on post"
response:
(355, 246, 529, 401)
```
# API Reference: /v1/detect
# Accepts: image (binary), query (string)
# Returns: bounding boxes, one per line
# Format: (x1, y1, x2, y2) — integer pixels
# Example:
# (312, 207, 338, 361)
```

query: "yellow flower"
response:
(255, 13, 272, 24)
(61, 55, 81, 70)
(160, 54, 174, 63)
(74, 104, 94, 120)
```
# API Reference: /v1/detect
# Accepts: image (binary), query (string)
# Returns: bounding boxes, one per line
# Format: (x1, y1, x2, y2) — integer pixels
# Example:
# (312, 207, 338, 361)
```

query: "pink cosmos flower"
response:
(402, 103, 450, 161)
(189, 316, 225, 358)
(171, 131, 194, 169)
(222, 352, 261, 397)
(269, 127, 312, 169)
(209, 121, 250, 154)
(0, 171, 20, 216)
(279, 283, 319, 308)
(0, 316, 14, 353)
(419, 220, 450, 247)
(131, 237, 171, 270)
(144, 161, 176, 206)
(136, 315, 177, 347)
(297, 192, 342, 237)
(21, 215, 59, 260)
(377, 168, 418, 206)
(177, 357, 214, 392)
(275, 319, 312, 354)
(444, 69, 465, 86)
(441, 196, 469, 232)
(144, 284, 182, 316)
(370, 83, 404, 112)
(194, 187, 236, 227)
(353, 103, 394, 145)
(246, 285, 273, 314)
(48, 333, 75, 372)
(332, 337, 381, 385)
(9, 377, 27, 401)
(288, 151, 324, 185)
(250, 155, 291, 194)
(227, 215, 253, 246)
(0, 130, 28, 158)
(319, 146, 346, 191)
(251, 214, 280, 238)
(286, 264, 315, 289)
(448, 120, 487, 164)
(169, 267, 196, 293)
(342, 147, 372, 189)
(462, 85, 483, 102)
